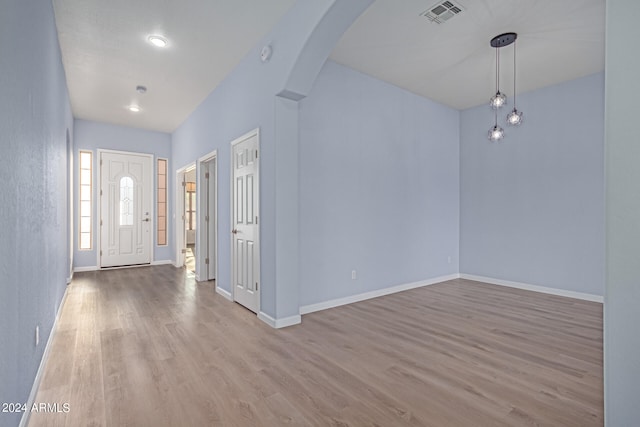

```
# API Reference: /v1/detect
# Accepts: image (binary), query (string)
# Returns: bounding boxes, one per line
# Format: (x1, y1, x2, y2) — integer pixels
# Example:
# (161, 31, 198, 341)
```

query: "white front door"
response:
(232, 130, 260, 313)
(100, 151, 153, 267)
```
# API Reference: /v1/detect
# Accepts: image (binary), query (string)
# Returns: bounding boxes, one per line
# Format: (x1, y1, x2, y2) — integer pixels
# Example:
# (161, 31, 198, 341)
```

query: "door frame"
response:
(174, 163, 195, 268)
(97, 149, 154, 268)
(197, 150, 218, 282)
(230, 128, 260, 310)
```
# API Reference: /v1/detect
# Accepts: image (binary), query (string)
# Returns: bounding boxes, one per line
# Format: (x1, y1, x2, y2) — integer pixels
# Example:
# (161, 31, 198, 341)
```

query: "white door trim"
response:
(230, 128, 260, 312)
(97, 149, 154, 268)
(197, 150, 218, 282)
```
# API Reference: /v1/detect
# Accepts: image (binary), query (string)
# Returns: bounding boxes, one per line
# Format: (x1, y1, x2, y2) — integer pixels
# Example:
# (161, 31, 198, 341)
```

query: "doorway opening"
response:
(175, 163, 196, 274)
(184, 166, 197, 274)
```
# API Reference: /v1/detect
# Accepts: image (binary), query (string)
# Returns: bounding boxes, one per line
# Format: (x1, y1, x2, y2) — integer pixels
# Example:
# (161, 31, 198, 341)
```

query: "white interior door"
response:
(232, 131, 260, 313)
(199, 156, 217, 281)
(100, 151, 152, 267)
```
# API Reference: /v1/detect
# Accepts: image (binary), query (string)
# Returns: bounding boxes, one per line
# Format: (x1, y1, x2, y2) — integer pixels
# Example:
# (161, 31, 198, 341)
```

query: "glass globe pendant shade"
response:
(506, 108, 523, 126)
(489, 91, 507, 109)
(488, 125, 504, 141)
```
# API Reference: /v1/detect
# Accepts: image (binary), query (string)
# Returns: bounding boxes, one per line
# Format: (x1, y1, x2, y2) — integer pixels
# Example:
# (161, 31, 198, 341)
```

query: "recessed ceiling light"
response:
(128, 105, 141, 113)
(148, 35, 167, 48)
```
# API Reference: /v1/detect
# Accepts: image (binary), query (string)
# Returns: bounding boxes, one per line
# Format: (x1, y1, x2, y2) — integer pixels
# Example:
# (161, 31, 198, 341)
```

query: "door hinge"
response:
(100, 250, 102, 256)
(256, 282, 258, 290)
(100, 219, 103, 226)
(255, 216, 258, 224)
(205, 258, 209, 265)
(100, 189, 103, 196)
(255, 150, 258, 158)
(181, 249, 187, 254)
(205, 172, 210, 179)
(182, 181, 186, 187)
(205, 215, 209, 222)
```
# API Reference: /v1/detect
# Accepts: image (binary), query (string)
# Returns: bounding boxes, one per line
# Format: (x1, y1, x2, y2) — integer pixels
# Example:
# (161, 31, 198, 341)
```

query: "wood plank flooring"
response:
(29, 266, 603, 426)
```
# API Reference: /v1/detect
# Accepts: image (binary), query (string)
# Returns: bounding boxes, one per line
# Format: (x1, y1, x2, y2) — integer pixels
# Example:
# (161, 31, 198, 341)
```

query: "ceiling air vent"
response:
(420, 1, 464, 24)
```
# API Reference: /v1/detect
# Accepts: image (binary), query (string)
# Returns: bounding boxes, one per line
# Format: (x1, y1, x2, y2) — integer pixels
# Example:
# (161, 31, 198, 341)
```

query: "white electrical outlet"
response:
(35, 325, 39, 346)
(351, 270, 357, 280)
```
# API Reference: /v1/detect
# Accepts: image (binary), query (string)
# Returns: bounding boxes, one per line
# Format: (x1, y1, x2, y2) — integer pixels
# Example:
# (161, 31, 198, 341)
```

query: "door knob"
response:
(142, 218, 150, 222)
(231, 229, 238, 234)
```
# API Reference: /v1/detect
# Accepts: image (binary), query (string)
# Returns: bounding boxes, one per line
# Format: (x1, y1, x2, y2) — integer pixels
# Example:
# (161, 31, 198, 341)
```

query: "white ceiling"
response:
(330, 0, 605, 110)
(52, 0, 296, 133)
(53, 0, 605, 133)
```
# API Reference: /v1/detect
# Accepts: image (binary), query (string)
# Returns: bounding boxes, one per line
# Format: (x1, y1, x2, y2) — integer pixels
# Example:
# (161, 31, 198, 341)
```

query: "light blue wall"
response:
(460, 73, 605, 296)
(604, 0, 640, 424)
(0, 0, 74, 426)
(171, 49, 275, 304)
(172, 0, 372, 319)
(73, 119, 172, 268)
(298, 61, 460, 306)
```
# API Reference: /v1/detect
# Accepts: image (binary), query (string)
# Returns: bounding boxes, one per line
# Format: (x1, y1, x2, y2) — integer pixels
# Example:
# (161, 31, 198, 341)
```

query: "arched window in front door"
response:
(120, 176, 134, 226)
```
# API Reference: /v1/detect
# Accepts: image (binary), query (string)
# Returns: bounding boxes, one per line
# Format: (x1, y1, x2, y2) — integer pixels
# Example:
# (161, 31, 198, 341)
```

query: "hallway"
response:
(29, 266, 603, 426)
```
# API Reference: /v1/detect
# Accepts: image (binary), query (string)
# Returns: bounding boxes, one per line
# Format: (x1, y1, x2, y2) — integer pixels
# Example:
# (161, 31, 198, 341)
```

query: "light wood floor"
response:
(29, 266, 603, 426)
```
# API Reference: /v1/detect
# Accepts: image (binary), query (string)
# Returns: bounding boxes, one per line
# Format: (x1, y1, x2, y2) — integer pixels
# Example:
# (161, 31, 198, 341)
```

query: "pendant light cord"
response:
(496, 47, 500, 93)
(513, 40, 517, 108)
(495, 46, 499, 126)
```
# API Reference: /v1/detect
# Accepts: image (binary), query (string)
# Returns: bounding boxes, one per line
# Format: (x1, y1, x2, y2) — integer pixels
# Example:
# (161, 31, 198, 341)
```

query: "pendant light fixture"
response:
(488, 32, 522, 141)
(489, 40, 506, 110)
(488, 36, 505, 141)
(506, 37, 523, 126)
(488, 112, 504, 141)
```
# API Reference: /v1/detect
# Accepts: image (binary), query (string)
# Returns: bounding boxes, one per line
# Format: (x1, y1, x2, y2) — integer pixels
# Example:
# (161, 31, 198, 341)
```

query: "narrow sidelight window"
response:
(79, 150, 92, 250)
(186, 182, 196, 230)
(157, 158, 168, 246)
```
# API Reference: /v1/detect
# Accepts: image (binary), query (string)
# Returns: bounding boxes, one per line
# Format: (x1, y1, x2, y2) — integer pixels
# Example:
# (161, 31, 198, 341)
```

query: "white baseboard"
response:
(73, 265, 98, 272)
(19, 286, 69, 427)
(258, 312, 302, 329)
(460, 274, 604, 303)
(300, 273, 460, 315)
(151, 260, 173, 266)
(215, 286, 233, 301)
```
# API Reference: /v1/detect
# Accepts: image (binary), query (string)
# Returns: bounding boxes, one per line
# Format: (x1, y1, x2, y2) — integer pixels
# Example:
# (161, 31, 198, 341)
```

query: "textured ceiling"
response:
(53, 0, 296, 133)
(330, 0, 605, 110)
(53, 0, 605, 133)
